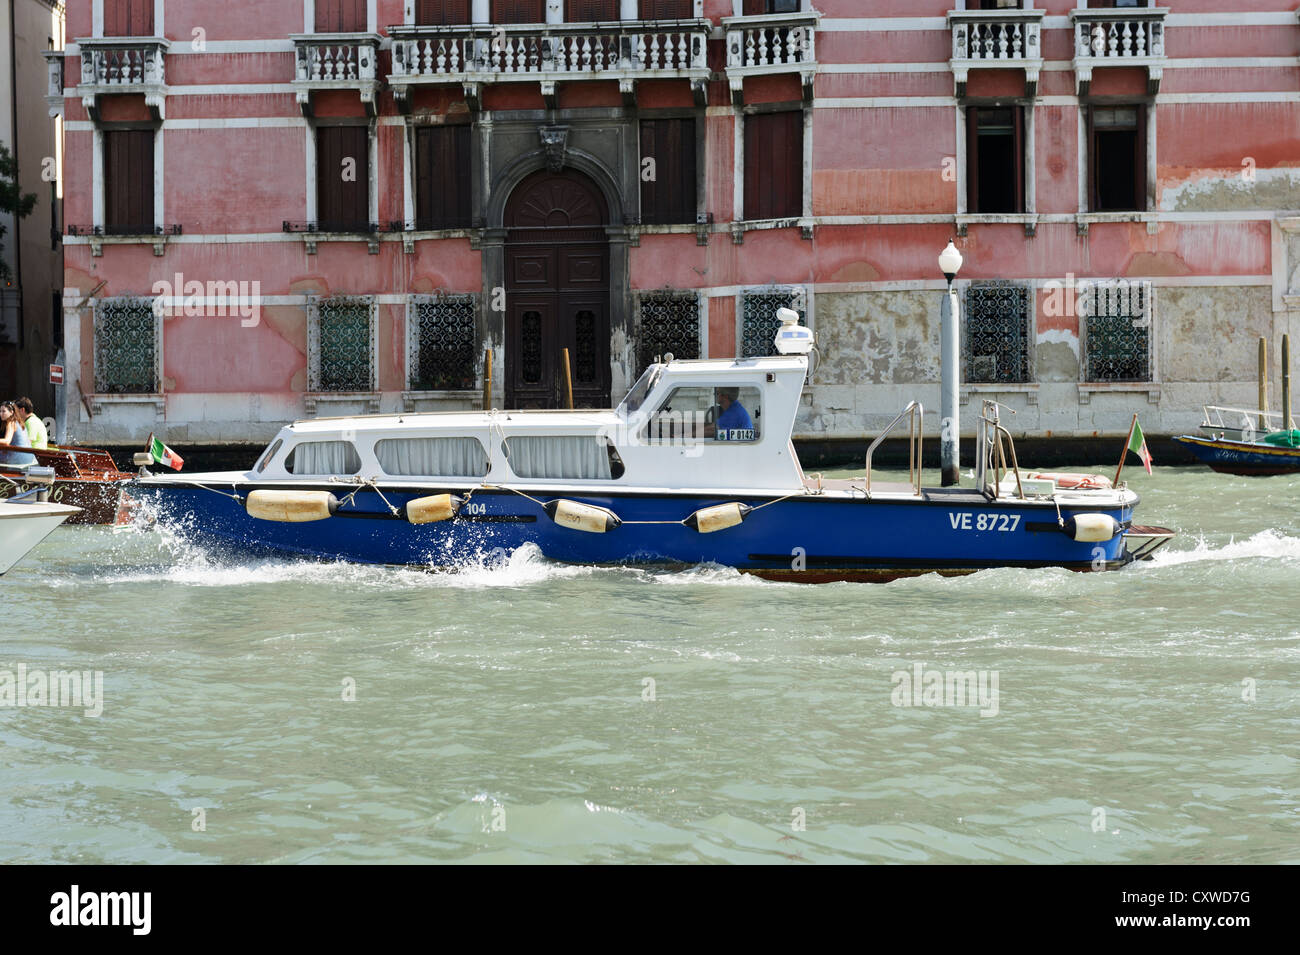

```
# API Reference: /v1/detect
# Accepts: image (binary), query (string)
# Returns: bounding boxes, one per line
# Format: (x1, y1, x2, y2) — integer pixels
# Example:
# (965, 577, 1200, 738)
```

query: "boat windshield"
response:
(617, 363, 664, 417)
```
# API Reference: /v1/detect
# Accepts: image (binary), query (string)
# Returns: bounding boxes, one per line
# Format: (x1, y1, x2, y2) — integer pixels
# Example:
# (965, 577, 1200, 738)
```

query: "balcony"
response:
(388, 19, 711, 112)
(1072, 7, 1168, 96)
(948, 9, 1043, 99)
(75, 36, 169, 122)
(43, 49, 65, 118)
(290, 33, 383, 117)
(721, 11, 820, 106)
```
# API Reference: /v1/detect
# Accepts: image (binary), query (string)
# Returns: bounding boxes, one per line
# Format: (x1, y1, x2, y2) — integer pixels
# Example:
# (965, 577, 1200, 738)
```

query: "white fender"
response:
(1066, 513, 1119, 542)
(405, 494, 463, 525)
(686, 502, 752, 534)
(543, 499, 622, 533)
(246, 489, 339, 523)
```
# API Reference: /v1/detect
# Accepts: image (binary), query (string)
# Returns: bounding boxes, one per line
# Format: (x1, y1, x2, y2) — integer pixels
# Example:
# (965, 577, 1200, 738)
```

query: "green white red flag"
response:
(1127, 417, 1153, 474)
(149, 433, 184, 471)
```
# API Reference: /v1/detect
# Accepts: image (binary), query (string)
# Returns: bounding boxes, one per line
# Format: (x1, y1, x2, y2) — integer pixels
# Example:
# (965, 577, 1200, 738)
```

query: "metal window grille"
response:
(1084, 283, 1151, 382)
(93, 297, 159, 393)
(636, 291, 701, 373)
(308, 296, 376, 392)
(408, 294, 477, 391)
(963, 283, 1031, 383)
(740, 288, 806, 358)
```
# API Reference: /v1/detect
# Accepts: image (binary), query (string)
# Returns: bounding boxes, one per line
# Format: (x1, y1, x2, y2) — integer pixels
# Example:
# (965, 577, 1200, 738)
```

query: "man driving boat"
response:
(704, 387, 754, 440)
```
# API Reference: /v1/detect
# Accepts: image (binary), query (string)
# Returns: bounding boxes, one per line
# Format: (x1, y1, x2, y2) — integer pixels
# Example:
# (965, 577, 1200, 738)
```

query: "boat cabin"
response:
(248, 355, 811, 493)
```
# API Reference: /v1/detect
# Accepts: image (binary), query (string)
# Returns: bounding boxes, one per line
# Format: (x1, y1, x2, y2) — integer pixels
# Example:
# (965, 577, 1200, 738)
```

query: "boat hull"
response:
(0, 476, 132, 524)
(139, 482, 1147, 582)
(0, 502, 81, 574)
(1172, 435, 1300, 476)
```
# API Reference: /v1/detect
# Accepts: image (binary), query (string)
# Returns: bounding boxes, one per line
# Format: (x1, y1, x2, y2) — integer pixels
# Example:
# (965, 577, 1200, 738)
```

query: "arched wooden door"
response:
(504, 169, 611, 409)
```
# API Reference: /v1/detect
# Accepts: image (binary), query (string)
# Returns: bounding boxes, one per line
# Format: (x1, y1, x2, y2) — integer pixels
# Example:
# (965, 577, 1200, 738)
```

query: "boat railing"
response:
(1200, 404, 1282, 439)
(975, 399, 1024, 500)
(865, 401, 923, 498)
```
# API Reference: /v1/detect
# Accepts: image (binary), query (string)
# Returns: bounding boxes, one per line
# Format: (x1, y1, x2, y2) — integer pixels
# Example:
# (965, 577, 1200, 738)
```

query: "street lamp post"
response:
(939, 239, 964, 487)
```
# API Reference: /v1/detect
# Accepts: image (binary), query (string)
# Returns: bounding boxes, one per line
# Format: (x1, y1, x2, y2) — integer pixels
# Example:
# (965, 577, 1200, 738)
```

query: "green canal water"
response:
(0, 466, 1296, 864)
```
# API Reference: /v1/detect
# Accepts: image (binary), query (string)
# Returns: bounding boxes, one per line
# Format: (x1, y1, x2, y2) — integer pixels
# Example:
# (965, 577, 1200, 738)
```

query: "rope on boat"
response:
(475, 483, 806, 527)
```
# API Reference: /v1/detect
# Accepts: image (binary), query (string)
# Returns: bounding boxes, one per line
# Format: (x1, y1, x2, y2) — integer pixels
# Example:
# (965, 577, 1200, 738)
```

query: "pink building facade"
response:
(51, 0, 1300, 450)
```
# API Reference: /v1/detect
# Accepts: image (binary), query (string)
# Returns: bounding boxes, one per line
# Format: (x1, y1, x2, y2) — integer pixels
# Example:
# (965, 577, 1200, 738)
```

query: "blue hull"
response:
(1173, 435, 1300, 476)
(139, 482, 1140, 581)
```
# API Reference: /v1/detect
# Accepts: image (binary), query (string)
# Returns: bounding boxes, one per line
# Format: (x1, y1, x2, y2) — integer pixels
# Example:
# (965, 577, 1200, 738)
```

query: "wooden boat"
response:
(1172, 406, 1300, 476)
(0, 444, 134, 524)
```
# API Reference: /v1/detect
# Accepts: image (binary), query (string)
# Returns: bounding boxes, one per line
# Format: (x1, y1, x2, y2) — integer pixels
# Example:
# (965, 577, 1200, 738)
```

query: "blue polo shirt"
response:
(716, 401, 754, 440)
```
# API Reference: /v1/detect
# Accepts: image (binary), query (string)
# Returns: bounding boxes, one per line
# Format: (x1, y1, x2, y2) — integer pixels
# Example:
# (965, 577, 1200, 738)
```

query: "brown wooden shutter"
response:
(415, 125, 472, 229)
(316, 0, 368, 32)
(640, 118, 697, 225)
(744, 110, 802, 221)
(1086, 106, 1097, 211)
(104, 0, 154, 37)
(317, 125, 370, 232)
(492, 0, 545, 23)
(640, 0, 694, 17)
(742, 0, 765, 15)
(104, 129, 154, 233)
(567, 0, 619, 20)
(1013, 106, 1025, 214)
(1134, 104, 1147, 211)
(418, 0, 471, 25)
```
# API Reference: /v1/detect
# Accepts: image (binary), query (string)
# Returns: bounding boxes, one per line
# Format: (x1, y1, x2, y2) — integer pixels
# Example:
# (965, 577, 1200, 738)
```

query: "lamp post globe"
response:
(939, 239, 963, 285)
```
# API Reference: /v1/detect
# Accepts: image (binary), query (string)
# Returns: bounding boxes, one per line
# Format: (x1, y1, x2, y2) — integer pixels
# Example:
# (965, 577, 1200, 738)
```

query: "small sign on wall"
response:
(49, 364, 64, 385)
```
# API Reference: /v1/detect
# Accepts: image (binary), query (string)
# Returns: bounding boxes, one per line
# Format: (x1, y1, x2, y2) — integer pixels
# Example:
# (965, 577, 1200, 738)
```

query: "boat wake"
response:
(1146, 528, 1300, 567)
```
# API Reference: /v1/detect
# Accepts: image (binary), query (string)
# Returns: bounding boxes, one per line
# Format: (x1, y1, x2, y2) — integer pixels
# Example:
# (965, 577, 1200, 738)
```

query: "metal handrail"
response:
(1201, 404, 1282, 433)
(865, 400, 923, 498)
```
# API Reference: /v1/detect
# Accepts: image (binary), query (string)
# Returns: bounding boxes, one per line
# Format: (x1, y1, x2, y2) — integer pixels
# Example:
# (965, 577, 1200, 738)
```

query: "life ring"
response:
(1028, 472, 1113, 490)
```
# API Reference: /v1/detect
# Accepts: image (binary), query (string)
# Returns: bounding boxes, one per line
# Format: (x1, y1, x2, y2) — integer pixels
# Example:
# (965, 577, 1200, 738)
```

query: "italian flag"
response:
(149, 433, 184, 471)
(1127, 417, 1153, 474)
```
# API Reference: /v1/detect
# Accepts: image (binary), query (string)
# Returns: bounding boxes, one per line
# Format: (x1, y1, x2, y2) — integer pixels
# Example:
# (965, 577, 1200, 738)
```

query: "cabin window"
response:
(740, 289, 806, 358)
(256, 439, 284, 473)
(636, 292, 701, 375)
(285, 441, 361, 475)
(1083, 282, 1151, 382)
(503, 436, 621, 480)
(644, 385, 762, 443)
(93, 297, 159, 394)
(375, 437, 490, 477)
(964, 282, 1032, 383)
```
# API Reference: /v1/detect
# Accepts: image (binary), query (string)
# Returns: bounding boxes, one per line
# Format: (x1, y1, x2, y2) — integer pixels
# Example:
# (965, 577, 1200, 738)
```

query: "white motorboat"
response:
(0, 474, 81, 574)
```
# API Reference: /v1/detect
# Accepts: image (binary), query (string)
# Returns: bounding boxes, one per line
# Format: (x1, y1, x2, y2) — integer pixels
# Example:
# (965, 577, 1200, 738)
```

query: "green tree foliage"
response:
(0, 143, 39, 285)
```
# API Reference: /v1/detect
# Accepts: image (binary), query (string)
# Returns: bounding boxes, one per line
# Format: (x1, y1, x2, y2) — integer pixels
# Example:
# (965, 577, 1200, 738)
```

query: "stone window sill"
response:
(961, 383, 1039, 406)
(1078, 382, 1160, 405)
(303, 392, 380, 416)
(87, 393, 165, 416)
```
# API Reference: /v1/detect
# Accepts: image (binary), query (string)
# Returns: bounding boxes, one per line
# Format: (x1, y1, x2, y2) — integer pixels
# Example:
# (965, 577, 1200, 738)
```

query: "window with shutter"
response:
(104, 0, 153, 37)
(103, 129, 155, 235)
(567, 0, 619, 20)
(315, 0, 368, 32)
(964, 283, 1032, 383)
(639, 0, 693, 18)
(639, 118, 697, 225)
(966, 106, 1024, 214)
(1089, 105, 1146, 212)
(414, 125, 472, 230)
(742, 0, 799, 14)
(492, 0, 545, 23)
(316, 125, 371, 233)
(743, 111, 802, 221)
(417, 0, 471, 26)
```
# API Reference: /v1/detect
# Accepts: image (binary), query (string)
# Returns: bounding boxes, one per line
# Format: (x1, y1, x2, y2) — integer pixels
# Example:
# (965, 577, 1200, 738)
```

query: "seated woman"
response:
(0, 401, 37, 467)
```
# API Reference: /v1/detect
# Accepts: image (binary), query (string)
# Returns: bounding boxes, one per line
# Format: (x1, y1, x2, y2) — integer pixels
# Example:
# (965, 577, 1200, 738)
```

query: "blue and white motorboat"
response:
(137, 312, 1174, 581)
